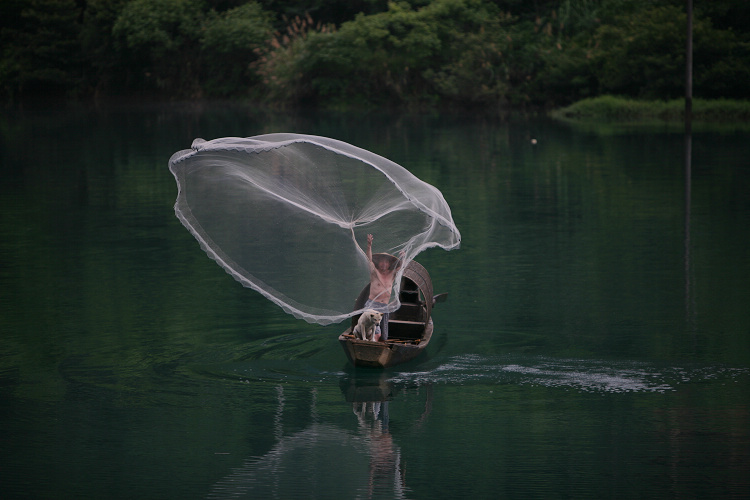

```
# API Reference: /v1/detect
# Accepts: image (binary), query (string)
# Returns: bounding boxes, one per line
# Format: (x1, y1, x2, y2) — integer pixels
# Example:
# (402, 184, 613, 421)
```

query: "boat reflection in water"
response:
(348, 380, 405, 498)
(207, 375, 432, 499)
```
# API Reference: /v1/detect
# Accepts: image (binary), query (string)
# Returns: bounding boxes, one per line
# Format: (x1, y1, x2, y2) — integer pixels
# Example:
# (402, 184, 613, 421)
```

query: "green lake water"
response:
(1, 102, 749, 499)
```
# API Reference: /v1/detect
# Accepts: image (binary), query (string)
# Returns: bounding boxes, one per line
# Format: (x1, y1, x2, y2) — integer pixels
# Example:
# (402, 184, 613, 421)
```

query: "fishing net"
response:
(168, 133, 461, 325)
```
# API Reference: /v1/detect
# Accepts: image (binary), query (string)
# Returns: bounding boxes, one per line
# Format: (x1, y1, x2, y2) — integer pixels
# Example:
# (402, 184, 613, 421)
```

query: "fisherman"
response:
(365, 234, 403, 341)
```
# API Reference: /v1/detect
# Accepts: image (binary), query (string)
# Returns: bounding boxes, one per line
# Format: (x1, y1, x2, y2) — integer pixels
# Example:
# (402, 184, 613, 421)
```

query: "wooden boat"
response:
(339, 257, 445, 368)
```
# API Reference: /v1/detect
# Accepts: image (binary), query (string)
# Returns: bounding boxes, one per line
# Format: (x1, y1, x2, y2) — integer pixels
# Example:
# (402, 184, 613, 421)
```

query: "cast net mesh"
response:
(169, 134, 461, 325)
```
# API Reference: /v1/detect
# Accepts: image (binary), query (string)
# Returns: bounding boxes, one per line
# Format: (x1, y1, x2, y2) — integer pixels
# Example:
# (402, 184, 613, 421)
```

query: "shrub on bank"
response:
(552, 96, 750, 122)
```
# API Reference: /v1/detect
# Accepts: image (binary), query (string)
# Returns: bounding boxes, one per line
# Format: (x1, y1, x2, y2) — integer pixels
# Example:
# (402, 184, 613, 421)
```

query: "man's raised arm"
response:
(366, 234, 374, 265)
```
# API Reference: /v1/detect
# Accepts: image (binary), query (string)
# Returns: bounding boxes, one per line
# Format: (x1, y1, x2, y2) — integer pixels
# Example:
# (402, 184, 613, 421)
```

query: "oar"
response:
(432, 293, 448, 305)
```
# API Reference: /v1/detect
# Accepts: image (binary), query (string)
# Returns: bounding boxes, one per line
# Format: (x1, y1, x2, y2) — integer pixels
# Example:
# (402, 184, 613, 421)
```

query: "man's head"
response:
(373, 253, 399, 273)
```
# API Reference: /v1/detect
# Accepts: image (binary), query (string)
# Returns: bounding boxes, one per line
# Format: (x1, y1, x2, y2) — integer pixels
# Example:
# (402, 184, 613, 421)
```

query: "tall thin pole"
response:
(684, 0, 695, 337)
(685, 0, 693, 122)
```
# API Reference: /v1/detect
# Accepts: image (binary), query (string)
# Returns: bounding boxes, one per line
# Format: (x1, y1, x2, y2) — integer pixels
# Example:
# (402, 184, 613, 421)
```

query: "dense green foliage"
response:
(2, 0, 749, 108)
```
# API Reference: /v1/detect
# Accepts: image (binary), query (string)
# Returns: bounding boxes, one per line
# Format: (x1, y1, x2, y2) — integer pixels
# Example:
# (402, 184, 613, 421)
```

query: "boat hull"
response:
(338, 318, 433, 368)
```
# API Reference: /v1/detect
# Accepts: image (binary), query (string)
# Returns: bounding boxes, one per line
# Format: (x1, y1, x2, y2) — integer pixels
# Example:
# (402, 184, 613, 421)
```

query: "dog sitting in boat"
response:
(353, 309, 383, 341)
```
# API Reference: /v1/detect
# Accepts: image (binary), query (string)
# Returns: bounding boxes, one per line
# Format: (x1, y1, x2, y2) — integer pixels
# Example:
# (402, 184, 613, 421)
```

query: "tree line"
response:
(2, 0, 749, 108)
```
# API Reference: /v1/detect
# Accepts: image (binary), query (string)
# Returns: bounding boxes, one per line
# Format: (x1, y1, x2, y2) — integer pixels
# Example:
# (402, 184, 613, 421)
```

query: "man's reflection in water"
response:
(353, 401, 408, 499)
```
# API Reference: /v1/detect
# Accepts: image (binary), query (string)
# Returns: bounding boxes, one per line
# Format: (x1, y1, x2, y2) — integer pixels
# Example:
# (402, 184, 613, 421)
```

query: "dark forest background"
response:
(2, 0, 748, 108)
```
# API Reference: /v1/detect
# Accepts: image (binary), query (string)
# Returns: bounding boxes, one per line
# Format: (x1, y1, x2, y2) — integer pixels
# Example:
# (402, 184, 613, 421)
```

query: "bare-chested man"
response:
(365, 234, 402, 342)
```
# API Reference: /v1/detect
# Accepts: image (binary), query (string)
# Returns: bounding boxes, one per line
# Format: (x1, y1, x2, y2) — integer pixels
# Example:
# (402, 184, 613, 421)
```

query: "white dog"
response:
(353, 309, 383, 341)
